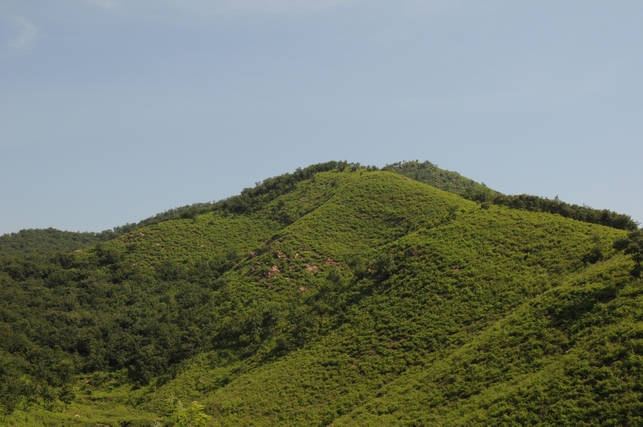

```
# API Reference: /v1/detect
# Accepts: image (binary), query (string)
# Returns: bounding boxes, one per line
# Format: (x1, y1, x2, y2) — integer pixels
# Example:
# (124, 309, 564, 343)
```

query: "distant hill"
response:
(0, 227, 115, 256)
(1, 162, 641, 426)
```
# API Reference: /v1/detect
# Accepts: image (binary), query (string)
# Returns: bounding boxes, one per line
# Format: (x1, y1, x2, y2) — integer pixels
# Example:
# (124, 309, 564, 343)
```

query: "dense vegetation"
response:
(460, 188, 638, 231)
(3, 160, 635, 258)
(386, 160, 638, 231)
(0, 162, 354, 258)
(0, 228, 115, 257)
(0, 163, 641, 426)
(382, 160, 492, 194)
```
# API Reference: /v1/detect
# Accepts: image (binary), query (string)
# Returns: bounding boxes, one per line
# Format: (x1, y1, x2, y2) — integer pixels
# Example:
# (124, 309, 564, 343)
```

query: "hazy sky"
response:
(2, 0, 642, 234)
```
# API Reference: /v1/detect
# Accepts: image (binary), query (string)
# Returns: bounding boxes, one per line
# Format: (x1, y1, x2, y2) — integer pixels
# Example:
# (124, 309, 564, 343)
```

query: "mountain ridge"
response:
(1, 160, 636, 258)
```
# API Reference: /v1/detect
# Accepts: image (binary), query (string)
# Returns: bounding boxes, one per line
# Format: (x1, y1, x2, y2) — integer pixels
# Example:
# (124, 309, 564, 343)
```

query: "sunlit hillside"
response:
(1, 162, 641, 426)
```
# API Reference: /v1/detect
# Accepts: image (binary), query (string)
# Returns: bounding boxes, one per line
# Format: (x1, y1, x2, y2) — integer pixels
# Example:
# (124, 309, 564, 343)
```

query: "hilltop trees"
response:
(388, 161, 639, 231)
(458, 190, 639, 231)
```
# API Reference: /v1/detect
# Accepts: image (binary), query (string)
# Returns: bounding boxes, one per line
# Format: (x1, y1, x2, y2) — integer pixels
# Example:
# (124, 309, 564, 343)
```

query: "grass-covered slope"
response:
(0, 167, 641, 426)
(334, 256, 641, 426)
(180, 198, 626, 426)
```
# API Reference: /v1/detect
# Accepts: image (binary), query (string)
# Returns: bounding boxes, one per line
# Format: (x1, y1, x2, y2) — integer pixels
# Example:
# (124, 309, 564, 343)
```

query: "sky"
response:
(1, 0, 643, 234)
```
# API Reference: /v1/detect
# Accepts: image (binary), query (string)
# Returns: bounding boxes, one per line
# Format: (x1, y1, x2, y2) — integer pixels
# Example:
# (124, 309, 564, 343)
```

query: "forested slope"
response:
(383, 160, 490, 194)
(0, 228, 115, 256)
(0, 165, 641, 426)
(388, 160, 637, 231)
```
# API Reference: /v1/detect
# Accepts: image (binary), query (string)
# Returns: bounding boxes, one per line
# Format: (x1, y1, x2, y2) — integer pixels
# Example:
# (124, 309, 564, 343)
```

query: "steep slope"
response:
(165, 188, 624, 426)
(333, 256, 641, 426)
(0, 167, 639, 426)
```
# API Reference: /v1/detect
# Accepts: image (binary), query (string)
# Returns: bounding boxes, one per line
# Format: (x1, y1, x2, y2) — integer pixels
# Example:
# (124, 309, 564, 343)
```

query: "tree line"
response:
(461, 187, 638, 231)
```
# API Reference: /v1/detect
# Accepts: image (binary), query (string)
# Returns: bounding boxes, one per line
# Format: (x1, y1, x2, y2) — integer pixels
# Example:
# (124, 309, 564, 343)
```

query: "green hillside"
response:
(2, 160, 634, 257)
(0, 163, 641, 426)
(387, 160, 637, 231)
(383, 160, 492, 194)
(0, 228, 115, 257)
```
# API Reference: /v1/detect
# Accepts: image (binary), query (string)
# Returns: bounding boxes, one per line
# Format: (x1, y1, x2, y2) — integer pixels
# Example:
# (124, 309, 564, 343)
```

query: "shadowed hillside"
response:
(0, 228, 116, 256)
(383, 160, 492, 194)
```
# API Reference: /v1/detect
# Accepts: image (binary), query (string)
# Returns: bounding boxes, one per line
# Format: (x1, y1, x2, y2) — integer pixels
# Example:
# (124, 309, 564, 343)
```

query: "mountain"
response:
(0, 161, 641, 426)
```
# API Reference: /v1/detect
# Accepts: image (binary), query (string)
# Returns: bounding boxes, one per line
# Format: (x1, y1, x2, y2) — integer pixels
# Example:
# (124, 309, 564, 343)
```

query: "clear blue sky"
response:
(2, 0, 642, 234)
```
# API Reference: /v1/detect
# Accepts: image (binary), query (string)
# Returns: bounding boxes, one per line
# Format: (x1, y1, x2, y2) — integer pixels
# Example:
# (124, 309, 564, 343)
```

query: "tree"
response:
(0, 356, 27, 422)
(614, 230, 643, 278)
(166, 396, 211, 427)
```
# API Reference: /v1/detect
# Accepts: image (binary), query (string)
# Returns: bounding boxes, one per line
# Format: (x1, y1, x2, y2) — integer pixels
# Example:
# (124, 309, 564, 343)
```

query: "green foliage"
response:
(0, 164, 640, 426)
(166, 396, 211, 427)
(383, 160, 491, 194)
(334, 259, 642, 426)
(113, 161, 362, 232)
(0, 351, 28, 421)
(461, 190, 638, 231)
(0, 228, 115, 256)
(384, 160, 638, 231)
(582, 243, 603, 265)
(614, 229, 643, 278)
